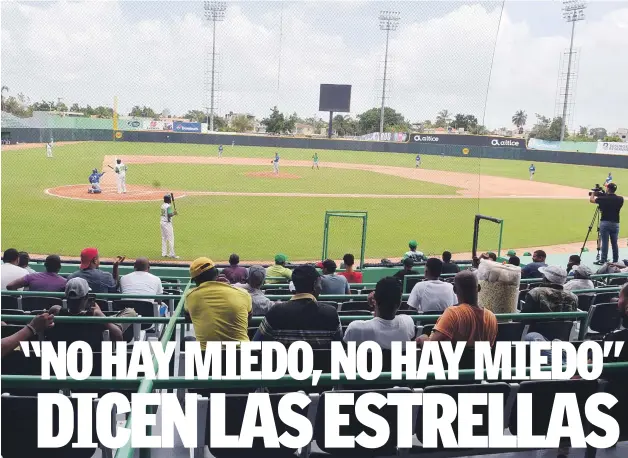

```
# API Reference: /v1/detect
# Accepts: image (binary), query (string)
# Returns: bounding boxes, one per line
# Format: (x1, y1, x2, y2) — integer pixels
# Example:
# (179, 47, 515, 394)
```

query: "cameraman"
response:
(590, 183, 624, 264)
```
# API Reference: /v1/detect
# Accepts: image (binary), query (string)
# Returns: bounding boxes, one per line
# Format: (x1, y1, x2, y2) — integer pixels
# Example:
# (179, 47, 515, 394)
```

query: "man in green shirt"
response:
(265, 254, 293, 284)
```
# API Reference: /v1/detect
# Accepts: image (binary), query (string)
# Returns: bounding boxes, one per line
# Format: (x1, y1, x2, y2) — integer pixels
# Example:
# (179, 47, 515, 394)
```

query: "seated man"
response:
(344, 277, 415, 349)
(393, 257, 419, 283)
(6, 254, 67, 292)
(233, 265, 275, 316)
(320, 259, 350, 295)
(68, 247, 123, 293)
(88, 168, 105, 194)
(185, 257, 252, 349)
(417, 270, 498, 347)
(508, 256, 521, 267)
(563, 264, 595, 296)
(48, 278, 123, 347)
(265, 254, 293, 284)
(254, 265, 342, 348)
(338, 253, 363, 284)
(408, 258, 457, 313)
(222, 253, 248, 284)
(521, 250, 548, 279)
(566, 254, 581, 276)
(522, 265, 578, 314)
(18, 252, 36, 274)
(441, 251, 460, 275)
(120, 258, 163, 303)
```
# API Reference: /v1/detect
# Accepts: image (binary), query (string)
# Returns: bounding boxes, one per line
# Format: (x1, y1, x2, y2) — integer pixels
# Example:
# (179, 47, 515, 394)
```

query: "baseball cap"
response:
(248, 265, 266, 287)
(92, 168, 98, 173)
(189, 257, 215, 279)
(573, 264, 593, 278)
(409, 240, 418, 248)
(275, 253, 288, 264)
(80, 247, 99, 269)
(507, 249, 516, 256)
(538, 265, 568, 285)
(65, 277, 91, 298)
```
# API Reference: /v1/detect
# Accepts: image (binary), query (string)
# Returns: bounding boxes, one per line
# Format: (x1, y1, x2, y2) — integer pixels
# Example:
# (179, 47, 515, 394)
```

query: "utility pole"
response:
(204, 2, 226, 132)
(560, 0, 585, 141)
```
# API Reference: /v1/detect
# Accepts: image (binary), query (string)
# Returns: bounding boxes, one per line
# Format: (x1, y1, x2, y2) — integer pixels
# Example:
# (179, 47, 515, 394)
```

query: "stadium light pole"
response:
(560, 0, 585, 141)
(378, 10, 400, 136)
(205, 1, 226, 132)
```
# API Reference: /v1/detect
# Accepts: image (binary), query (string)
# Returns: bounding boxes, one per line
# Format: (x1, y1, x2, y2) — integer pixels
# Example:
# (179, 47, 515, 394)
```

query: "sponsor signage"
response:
(173, 121, 201, 133)
(352, 132, 408, 142)
(409, 133, 526, 148)
(596, 141, 628, 155)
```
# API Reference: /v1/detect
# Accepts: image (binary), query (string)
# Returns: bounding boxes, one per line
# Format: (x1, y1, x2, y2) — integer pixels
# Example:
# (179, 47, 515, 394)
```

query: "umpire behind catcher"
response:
(590, 182, 624, 264)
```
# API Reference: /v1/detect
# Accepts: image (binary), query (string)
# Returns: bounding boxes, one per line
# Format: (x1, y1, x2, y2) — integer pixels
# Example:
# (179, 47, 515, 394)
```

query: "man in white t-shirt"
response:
(1, 248, 28, 290)
(343, 277, 415, 349)
(408, 258, 457, 313)
(120, 258, 163, 302)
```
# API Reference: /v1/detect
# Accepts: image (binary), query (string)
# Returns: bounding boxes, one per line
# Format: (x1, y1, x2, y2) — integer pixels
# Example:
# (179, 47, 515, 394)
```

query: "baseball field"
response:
(2, 141, 627, 262)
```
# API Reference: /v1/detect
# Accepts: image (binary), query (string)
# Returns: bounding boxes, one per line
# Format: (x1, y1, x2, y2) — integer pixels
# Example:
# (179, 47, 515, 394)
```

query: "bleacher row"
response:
(1, 263, 627, 458)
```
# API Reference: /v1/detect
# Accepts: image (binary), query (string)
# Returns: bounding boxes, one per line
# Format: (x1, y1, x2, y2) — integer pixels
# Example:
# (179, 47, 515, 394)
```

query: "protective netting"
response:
(322, 213, 367, 267)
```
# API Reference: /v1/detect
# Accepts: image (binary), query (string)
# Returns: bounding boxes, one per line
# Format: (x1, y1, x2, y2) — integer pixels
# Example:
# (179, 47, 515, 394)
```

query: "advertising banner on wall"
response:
(119, 119, 143, 130)
(409, 133, 525, 149)
(143, 120, 165, 130)
(528, 138, 598, 153)
(173, 121, 202, 133)
(596, 141, 628, 155)
(355, 132, 408, 142)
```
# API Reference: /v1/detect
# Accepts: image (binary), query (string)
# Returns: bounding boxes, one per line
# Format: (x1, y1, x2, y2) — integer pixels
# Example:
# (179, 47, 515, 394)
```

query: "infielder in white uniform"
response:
(46, 142, 53, 158)
(114, 158, 127, 193)
(160, 194, 178, 258)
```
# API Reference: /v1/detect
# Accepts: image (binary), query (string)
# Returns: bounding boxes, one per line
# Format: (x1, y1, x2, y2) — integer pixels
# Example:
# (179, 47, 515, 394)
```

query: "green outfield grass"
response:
(1, 141, 626, 261)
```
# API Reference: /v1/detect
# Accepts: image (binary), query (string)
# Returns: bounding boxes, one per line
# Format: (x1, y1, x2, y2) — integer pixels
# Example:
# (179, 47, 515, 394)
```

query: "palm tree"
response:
(435, 109, 451, 128)
(511, 110, 527, 129)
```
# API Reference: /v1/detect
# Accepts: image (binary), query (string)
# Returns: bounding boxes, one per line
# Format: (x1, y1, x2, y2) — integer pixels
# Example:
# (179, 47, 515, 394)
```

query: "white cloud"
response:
(1, 1, 626, 131)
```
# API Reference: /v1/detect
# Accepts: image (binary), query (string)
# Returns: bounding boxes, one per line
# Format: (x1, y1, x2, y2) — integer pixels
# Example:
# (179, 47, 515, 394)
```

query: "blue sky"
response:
(2, 1, 627, 131)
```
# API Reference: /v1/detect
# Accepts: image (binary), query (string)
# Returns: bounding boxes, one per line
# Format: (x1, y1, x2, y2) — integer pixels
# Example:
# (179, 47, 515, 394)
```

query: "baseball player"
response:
(160, 194, 178, 258)
(605, 172, 613, 189)
(88, 168, 105, 194)
(46, 142, 53, 158)
(312, 152, 319, 170)
(272, 152, 280, 174)
(415, 153, 421, 168)
(529, 163, 536, 180)
(218, 144, 223, 158)
(232, 140, 235, 147)
(114, 158, 128, 193)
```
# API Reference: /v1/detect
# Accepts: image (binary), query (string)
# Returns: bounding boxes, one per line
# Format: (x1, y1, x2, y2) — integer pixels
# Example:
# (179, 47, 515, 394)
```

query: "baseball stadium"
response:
(1, 1, 628, 458)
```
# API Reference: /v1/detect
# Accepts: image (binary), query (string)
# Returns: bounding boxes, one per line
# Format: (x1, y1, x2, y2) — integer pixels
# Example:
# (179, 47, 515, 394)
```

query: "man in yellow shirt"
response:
(185, 257, 252, 349)
(265, 253, 293, 284)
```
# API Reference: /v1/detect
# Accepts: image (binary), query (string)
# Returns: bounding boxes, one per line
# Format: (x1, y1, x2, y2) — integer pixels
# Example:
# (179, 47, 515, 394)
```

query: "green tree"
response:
(511, 110, 527, 129)
(450, 113, 478, 131)
(183, 110, 207, 123)
(129, 105, 158, 118)
(261, 106, 295, 134)
(231, 114, 254, 133)
(435, 109, 451, 128)
(2, 93, 31, 117)
(469, 124, 488, 135)
(356, 107, 408, 134)
(529, 114, 563, 141)
(604, 135, 622, 142)
(589, 127, 607, 141)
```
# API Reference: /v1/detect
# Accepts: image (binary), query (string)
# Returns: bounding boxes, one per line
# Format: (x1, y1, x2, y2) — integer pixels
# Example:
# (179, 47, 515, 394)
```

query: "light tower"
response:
(204, 1, 226, 132)
(559, 0, 585, 141)
(378, 10, 400, 136)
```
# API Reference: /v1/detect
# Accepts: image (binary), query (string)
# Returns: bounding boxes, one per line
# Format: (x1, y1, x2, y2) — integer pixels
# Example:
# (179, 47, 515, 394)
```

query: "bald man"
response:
(417, 270, 498, 347)
(120, 258, 163, 303)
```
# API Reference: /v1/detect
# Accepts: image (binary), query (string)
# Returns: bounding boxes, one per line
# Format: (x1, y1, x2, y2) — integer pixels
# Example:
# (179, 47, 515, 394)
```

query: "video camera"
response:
(589, 184, 606, 197)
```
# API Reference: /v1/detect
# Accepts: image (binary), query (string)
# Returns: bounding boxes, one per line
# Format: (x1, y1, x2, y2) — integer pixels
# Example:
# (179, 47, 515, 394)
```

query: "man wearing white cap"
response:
(564, 264, 595, 296)
(522, 265, 578, 314)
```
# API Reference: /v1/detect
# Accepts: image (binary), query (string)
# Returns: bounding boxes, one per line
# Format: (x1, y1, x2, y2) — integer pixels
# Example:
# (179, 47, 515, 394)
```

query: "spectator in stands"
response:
(441, 251, 460, 274)
(1, 248, 28, 290)
(408, 258, 457, 313)
(6, 254, 66, 292)
(233, 265, 274, 316)
(521, 250, 548, 279)
(417, 270, 497, 347)
(254, 265, 342, 348)
(222, 254, 248, 284)
(563, 264, 595, 296)
(343, 277, 415, 349)
(402, 240, 424, 263)
(338, 253, 363, 283)
(522, 265, 578, 314)
(603, 284, 628, 361)
(481, 252, 497, 262)
(320, 259, 350, 295)
(508, 256, 521, 267)
(18, 252, 36, 274)
(393, 257, 419, 283)
(67, 248, 123, 293)
(48, 278, 123, 343)
(1, 313, 54, 358)
(120, 258, 163, 302)
(265, 254, 292, 284)
(566, 254, 581, 276)
(185, 257, 252, 349)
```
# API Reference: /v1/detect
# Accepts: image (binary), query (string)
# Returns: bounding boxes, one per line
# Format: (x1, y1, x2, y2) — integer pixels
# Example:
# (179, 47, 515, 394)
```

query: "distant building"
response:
(611, 128, 627, 142)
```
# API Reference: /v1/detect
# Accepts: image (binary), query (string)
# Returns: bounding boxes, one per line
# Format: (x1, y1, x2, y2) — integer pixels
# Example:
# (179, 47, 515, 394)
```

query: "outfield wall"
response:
(3, 127, 627, 168)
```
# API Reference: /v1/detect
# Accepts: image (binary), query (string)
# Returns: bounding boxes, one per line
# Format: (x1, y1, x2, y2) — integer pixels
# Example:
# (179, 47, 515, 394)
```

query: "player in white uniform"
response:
(160, 195, 178, 258)
(115, 158, 128, 193)
(46, 142, 53, 158)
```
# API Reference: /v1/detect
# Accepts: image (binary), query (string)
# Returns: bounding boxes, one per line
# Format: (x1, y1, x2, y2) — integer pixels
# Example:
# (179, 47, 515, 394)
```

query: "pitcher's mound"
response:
(245, 171, 301, 179)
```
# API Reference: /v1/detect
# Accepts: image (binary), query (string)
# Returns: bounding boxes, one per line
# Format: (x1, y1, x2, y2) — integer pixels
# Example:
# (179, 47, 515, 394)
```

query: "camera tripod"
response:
(579, 207, 601, 263)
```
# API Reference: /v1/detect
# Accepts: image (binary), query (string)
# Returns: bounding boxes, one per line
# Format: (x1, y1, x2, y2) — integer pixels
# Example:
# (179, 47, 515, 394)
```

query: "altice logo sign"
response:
(413, 134, 440, 142)
(491, 138, 521, 147)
